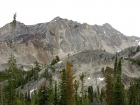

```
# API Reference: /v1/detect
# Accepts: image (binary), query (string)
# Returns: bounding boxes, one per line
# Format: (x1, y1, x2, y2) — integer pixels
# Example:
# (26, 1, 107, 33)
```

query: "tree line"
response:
(0, 55, 140, 105)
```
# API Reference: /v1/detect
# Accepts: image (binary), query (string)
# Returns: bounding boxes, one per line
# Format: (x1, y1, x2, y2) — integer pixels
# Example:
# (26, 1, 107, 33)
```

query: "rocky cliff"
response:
(0, 17, 139, 70)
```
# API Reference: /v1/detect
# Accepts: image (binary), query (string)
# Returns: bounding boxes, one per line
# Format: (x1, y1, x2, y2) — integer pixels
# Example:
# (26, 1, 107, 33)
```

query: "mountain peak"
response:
(52, 16, 62, 22)
(102, 23, 112, 29)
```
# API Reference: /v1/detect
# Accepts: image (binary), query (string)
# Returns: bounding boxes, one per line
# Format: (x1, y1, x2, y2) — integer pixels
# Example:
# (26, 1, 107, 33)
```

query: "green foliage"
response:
(112, 58, 125, 105)
(51, 56, 60, 65)
(44, 67, 49, 79)
(79, 73, 85, 104)
(136, 45, 140, 52)
(74, 80, 79, 105)
(35, 86, 47, 105)
(32, 61, 41, 80)
(113, 77, 124, 105)
(24, 91, 31, 104)
(50, 66, 55, 72)
(56, 55, 60, 62)
(3, 57, 42, 105)
(54, 81, 58, 105)
(117, 59, 122, 75)
(88, 86, 94, 104)
(47, 74, 54, 104)
(127, 58, 140, 66)
(4, 55, 17, 105)
(83, 91, 88, 105)
(60, 69, 67, 105)
(0, 71, 8, 82)
(127, 46, 137, 56)
(114, 55, 118, 78)
(12, 13, 16, 27)
(4, 53, 140, 105)
(127, 78, 140, 105)
(100, 88, 105, 104)
(102, 67, 113, 105)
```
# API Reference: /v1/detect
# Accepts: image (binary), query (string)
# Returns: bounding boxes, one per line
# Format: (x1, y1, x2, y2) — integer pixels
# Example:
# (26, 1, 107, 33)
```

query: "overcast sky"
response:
(0, 0, 140, 37)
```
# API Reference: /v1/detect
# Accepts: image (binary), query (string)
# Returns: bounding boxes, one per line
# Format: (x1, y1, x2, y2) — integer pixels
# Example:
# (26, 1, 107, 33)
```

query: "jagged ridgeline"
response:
(0, 15, 140, 105)
(0, 16, 139, 68)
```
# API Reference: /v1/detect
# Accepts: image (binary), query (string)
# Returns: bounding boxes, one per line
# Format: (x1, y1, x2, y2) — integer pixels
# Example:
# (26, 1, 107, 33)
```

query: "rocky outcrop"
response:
(50, 50, 140, 89)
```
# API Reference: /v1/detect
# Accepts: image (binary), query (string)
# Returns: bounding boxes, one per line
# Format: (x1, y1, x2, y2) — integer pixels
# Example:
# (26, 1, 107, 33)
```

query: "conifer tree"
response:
(4, 13, 17, 105)
(33, 61, 41, 80)
(88, 86, 94, 104)
(47, 74, 54, 104)
(112, 59, 124, 105)
(66, 62, 75, 105)
(11, 13, 16, 48)
(101, 67, 113, 105)
(35, 86, 47, 105)
(24, 91, 31, 105)
(114, 55, 118, 79)
(54, 81, 58, 105)
(3, 14, 18, 105)
(4, 55, 17, 105)
(60, 69, 67, 105)
(128, 78, 140, 105)
(83, 91, 88, 105)
(60, 62, 75, 105)
(136, 45, 140, 52)
(79, 72, 84, 105)
(118, 59, 122, 76)
(100, 88, 105, 104)
(74, 80, 79, 105)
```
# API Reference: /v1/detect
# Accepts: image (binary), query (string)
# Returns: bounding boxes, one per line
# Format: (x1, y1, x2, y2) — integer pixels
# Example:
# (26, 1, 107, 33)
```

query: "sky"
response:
(0, 0, 140, 37)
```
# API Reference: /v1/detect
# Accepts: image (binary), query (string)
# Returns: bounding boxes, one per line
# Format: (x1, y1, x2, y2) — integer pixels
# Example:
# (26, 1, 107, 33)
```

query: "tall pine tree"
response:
(35, 86, 47, 105)
(102, 67, 113, 105)
(79, 73, 85, 105)
(66, 62, 75, 105)
(60, 62, 75, 105)
(4, 55, 17, 105)
(60, 69, 67, 105)
(112, 58, 124, 105)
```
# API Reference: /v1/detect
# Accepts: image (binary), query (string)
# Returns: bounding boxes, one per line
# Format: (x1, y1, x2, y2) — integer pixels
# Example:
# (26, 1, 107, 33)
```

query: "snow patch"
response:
(97, 77, 104, 81)
(58, 61, 62, 64)
(104, 31, 106, 36)
(24, 68, 27, 71)
(117, 50, 121, 53)
(88, 77, 91, 80)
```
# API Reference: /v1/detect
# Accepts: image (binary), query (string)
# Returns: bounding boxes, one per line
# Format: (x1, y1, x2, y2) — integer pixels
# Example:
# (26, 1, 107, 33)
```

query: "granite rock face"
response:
(0, 17, 139, 69)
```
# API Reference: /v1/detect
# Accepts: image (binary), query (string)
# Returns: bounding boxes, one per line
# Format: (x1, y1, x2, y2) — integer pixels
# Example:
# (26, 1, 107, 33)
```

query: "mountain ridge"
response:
(0, 17, 139, 69)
